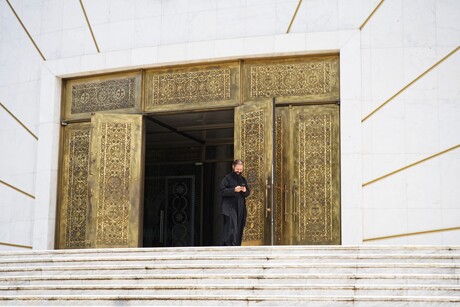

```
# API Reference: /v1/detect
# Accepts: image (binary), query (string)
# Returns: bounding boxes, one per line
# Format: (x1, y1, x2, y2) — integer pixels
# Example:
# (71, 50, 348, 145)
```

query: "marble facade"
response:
(0, 0, 459, 250)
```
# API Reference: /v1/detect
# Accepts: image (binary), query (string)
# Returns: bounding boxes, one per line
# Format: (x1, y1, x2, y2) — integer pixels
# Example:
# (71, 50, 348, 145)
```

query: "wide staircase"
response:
(0, 246, 459, 306)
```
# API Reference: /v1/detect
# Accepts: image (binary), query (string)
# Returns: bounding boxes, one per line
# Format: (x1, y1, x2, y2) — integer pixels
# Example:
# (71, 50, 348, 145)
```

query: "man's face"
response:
(233, 164, 243, 176)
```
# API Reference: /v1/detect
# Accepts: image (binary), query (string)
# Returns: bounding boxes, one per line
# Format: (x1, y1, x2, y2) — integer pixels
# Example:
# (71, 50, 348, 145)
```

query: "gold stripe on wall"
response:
(5, 0, 46, 61)
(0, 241, 32, 249)
(0, 179, 35, 199)
(363, 144, 460, 187)
(363, 226, 460, 242)
(362, 46, 460, 123)
(286, 0, 303, 34)
(359, 0, 385, 30)
(79, 0, 100, 53)
(0, 102, 38, 140)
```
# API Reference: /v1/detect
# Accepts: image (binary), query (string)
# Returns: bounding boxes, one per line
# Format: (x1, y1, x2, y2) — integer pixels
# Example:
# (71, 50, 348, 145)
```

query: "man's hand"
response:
(235, 186, 247, 193)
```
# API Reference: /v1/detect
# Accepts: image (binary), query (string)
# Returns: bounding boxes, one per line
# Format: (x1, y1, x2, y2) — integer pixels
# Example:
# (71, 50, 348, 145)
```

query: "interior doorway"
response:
(142, 109, 234, 247)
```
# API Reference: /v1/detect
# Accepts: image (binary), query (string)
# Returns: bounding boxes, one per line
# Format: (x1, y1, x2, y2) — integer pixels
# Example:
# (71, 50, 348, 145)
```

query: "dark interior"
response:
(142, 109, 234, 247)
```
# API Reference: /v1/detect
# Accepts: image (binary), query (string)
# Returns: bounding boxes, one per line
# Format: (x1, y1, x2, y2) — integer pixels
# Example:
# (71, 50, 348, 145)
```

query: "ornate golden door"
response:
(234, 100, 275, 246)
(86, 113, 144, 248)
(57, 113, 144, 249)
(58, 122, 92, 249)
(275, 104, 341, 245)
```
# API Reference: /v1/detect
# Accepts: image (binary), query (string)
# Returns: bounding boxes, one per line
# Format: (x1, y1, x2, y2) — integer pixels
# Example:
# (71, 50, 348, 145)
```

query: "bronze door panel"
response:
(243, 55, 339, 104)
(144, 62, 240, 113)
(64, 72, 142, 121)
(290, 105, 341, 245)
(234, 99, 274, 246)
(87, 113, 144, 248)
(57, 122, 91, 249)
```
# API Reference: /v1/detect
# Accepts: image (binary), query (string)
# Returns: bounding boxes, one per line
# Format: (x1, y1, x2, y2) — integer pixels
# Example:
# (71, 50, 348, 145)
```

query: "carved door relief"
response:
(234, 100, 274, 246)
(87, 113, 144, 248)
(275, 105, 341, 245)
(58, 123, 91, 249)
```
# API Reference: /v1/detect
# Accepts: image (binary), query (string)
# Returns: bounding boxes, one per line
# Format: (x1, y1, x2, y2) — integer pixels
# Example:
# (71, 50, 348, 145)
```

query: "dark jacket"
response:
(220, 172, 251, 216)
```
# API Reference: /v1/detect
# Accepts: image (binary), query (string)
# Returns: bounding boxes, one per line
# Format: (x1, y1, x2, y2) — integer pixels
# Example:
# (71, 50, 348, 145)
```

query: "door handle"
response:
(265, 177, 271, 218)
(292, 181, 297, 222)
(284, 184, 289, 222)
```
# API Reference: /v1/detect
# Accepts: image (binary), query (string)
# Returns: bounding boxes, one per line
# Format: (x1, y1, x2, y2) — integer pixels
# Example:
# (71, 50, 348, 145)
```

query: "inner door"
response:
(275, 104, 341, 245)
(87, 113, 144, 248)
(234, 99, 274, 246)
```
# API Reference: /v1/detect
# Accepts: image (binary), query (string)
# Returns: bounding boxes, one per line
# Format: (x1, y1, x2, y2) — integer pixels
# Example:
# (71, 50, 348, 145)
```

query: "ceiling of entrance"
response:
(145, 109, 234, 149)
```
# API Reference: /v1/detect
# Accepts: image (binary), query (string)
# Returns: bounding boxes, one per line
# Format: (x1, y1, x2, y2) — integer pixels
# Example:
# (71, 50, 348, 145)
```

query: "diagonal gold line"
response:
(0, 179, 35, 199)
(362, 144, 460, 187)
(362, 46, 460, 123)
(0, 241, 32, 249)
(363, 226, 460, 242)
(286, 0, 303, 34)
(5, 0, 46, 61)
(359, 0, 385, 31)
(79, 0, 100, 53)
(0, 102, 38, 140)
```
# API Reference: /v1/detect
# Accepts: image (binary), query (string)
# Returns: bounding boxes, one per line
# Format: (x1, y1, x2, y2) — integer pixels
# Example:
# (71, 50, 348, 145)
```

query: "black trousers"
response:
(221, 201, 247, 246)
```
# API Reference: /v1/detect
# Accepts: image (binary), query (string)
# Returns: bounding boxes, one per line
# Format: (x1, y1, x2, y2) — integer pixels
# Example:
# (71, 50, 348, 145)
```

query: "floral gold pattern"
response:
(71, 78, 136, 114)
(241, 110, 265, 242)
(298, 113, 333, 243)
(149, 69, 231, 105)
(63, 128, 90, 248)
(95, 122, 132, 245)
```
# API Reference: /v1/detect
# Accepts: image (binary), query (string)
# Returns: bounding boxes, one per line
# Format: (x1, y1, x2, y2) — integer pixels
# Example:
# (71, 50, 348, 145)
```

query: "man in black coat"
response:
(220, 159, 251, 246)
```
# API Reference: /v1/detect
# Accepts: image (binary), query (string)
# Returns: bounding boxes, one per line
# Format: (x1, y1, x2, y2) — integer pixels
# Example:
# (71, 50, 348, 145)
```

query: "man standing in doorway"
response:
(220, 159, 251, 246)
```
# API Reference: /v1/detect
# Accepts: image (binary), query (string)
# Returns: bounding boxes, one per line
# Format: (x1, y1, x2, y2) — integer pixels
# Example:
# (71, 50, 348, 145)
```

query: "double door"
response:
(235, 100, 341, 246)
(58, 101, 340, 248)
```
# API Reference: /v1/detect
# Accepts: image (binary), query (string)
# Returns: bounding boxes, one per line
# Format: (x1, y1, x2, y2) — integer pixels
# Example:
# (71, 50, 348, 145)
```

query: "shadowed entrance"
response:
(143, 109, 234, 247)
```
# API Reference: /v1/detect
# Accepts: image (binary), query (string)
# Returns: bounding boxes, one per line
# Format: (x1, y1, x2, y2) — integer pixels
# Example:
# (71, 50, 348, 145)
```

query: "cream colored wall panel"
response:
(274, 33, 306, 53)
(216, 7, 246, 39)
(134, 17, 161, 48)
(246, 3, 277, 36)
(338, 0, 381, 29)
(437, 50, 460, 100)
(439, 99, 460, 149)
(402, 47, 437, 85)
(215, 38, 245, 58)
(0, 185, 34, 248)
(188, 10, 217, 41)
(405, 159, 441, 210)
(160, 13, 188, 45)
(369, 0, 403, 48)
(405, 99, 440, 154)
(370, 47, 404, 104)
(436, 0, 460, 47)
(443, 230, 460, 245)
(403, 0, 436, 47)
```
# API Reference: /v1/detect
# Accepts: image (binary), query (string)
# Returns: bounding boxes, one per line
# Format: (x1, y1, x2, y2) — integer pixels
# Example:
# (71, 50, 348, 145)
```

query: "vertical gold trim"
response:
(362, 144, 460, 187)
(79, 0, 100, 53)
(286, 0, 303, 34)
(363, 226, 460, 242)
(0, 102, 38, 140)
(5, 0, 46, 61)
(0, 179, 35, 199)
(362, 46, 460, 123)
(359, 0, 385, 30)
(0, 241, 32, 249)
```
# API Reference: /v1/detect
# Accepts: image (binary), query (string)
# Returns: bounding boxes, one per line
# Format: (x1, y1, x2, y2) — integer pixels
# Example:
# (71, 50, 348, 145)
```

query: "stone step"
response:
(1, 253, 459, 267)
(0, 294, 459, 306)
(0, 284, 459, 297)
(1, 262, 459, 276)
(0, 245, 458, 260)
(1, 273, 459, 286)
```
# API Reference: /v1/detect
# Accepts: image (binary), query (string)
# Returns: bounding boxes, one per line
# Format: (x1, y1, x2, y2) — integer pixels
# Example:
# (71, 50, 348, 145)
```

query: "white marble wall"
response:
(0, 0, 42, 250)
(361, 0, 460, 244)
(0, 0, 458, 250)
